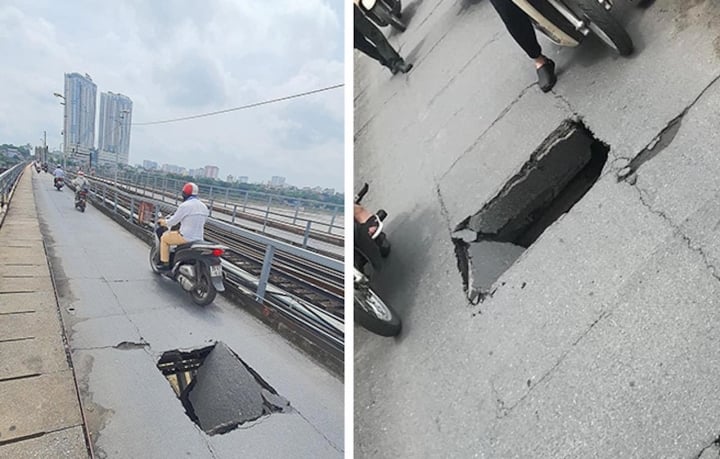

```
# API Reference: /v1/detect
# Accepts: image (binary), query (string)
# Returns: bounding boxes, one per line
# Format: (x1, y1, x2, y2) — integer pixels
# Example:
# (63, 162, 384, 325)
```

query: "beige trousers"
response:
(160, 231, 187, 263)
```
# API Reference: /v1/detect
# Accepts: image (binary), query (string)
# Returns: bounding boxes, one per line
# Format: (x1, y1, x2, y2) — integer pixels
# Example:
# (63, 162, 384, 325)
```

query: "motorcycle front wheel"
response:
(568, 0, 633, 55)
(355, 286, 401, 336)
(149, 247, 160, 274)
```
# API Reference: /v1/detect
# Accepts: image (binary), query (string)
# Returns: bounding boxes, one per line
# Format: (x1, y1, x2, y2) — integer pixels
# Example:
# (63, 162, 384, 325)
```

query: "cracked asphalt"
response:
(32, 173, 343, 458)
(354, 0, 720, 457)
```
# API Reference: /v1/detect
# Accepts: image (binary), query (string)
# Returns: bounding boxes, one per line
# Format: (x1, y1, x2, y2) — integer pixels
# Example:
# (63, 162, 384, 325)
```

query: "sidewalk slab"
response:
(0, 335, 69, 380)
(0, 291, 59, 314)
(0, 426, 87, 459)
(0, 371, 83, 442)
(0, 276, 53, 293)
(0, 311, 63, 341)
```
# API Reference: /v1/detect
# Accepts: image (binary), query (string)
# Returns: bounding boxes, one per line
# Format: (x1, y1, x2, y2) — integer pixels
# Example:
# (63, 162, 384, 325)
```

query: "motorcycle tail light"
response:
(211, 248, 224, 257)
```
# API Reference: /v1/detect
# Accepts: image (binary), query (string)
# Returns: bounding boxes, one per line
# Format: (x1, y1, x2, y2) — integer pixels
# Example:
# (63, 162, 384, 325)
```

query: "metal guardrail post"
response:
(103, 184, 107, 206)
(208, 198, 214, 217)
(231, 204, 237, 224)
(129, 197, 135, 222)
(113, 188, 118, 212)
(329, 206, 338, 234)
(255, 245, 276, 302)
(292, 202, 300, 225)
(224, 188, 229, 208)
(262, 196, 272, 233)
(302, 221, 311, 248)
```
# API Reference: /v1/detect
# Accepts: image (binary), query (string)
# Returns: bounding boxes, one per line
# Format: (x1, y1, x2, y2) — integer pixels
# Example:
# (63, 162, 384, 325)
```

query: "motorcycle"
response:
(42, 164, 48, 173)
(514, 0, 633, 56)
(150, 213, 227, 306)
(358, 0, 406, 32)
(354, 183, 401, 337)
(54, 177, 64, 191)
(74, 187, 88, 212)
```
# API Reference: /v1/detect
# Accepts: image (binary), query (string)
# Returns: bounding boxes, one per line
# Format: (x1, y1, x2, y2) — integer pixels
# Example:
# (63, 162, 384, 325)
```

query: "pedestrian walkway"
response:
(0, 166, 89, 458)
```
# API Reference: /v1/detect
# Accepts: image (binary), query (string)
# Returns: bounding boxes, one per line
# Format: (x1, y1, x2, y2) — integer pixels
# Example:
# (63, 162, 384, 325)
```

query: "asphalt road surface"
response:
(33, 172, 343, 458)
(355, 1, 720, 457)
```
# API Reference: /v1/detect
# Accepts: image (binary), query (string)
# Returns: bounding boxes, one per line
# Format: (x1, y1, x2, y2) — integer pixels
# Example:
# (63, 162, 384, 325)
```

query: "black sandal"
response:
(537, 59, 557, 93)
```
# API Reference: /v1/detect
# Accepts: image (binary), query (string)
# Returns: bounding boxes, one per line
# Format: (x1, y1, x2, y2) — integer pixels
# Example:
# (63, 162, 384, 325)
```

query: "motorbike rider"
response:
(354, 1, 412, 75)
(155, 182, 209, 271)
(52, 164, 65, 186)
(71, 171, 89, 201)
(490, 0, 557, 92)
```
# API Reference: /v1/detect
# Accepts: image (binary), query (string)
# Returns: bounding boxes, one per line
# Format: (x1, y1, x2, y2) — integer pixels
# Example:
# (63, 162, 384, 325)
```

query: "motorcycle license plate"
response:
(210, 265, 222, 277)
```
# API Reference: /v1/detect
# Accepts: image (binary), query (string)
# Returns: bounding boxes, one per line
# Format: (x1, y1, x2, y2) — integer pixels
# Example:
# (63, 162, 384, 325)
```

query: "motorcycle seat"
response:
(174, 240, 209, 251)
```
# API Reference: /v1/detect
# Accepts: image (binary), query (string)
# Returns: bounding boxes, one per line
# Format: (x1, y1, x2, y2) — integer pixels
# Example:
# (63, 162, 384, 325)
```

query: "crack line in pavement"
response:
(490, 381, 509, 418)
(632, 185, 720, 284)
(295, 409, 343, 453)
(414, 0, 453, 31)
(619, 71, 720, 181)
(435, 183, 452, 229)
(502, 310, 611, 416)
(426, 32, 502, 110)
(694, 434, 720, 459)
(100, 275, 150, 352)
(439, 83, 536, 181)
(550, 90, 579, 119)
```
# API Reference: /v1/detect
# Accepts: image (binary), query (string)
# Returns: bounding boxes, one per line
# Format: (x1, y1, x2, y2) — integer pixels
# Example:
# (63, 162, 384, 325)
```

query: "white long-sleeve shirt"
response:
(53, 168, 65, 178)
(165, 197, 209, 242)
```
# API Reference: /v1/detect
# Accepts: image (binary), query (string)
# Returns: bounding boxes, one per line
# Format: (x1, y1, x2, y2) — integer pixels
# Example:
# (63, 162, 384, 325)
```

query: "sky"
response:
(0, 0, 344, 190)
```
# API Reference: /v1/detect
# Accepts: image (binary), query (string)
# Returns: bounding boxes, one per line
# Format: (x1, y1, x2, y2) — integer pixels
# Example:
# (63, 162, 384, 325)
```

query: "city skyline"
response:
(0, 1, 343, 190)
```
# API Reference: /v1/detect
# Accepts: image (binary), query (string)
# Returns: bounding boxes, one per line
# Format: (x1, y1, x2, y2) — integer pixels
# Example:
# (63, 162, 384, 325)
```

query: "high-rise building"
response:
(98, 92, 133, 166)
(226, 175, 234, 183)
(204, 165, 219, 179)
(237, 176, 249, 184)
(63, 73, 97, 160)
(270, 176, 286, 187)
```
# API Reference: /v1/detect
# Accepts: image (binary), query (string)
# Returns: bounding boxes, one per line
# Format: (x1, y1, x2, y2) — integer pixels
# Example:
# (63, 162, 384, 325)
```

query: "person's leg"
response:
(354, 27, 388, 66)
(489, 0, 542, 59)
(489, 0, 556, 91)
(354, 5, 412, 74)
(160, 230, 187, 265)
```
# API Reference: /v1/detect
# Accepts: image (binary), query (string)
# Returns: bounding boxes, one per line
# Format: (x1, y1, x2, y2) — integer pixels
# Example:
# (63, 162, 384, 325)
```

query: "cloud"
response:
(0, 0, 344, 189)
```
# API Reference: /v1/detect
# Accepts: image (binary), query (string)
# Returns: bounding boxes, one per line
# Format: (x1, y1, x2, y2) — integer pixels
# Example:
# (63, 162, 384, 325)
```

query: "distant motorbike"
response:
(354, 183, 401, 336)
(54, 177, 64, 191)
(150, 213, 227, 306)
(42, 164, 48, 173)
(359, 0, 406, 32)
(513, 0, 633, 55)
(74, 188, 88, 212)
(35, 164, 41, 173)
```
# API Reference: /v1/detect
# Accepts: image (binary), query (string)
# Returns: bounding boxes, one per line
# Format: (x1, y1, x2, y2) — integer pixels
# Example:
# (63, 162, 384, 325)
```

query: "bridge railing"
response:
(90, 170, 344, 241)
(0, 162, 30, 226)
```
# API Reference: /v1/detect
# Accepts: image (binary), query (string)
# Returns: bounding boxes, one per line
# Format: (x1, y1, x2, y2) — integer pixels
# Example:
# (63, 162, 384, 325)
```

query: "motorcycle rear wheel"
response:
(568, 0, 633, 55)
(355, 286, 401, 336)
(190, 271, 216, 306)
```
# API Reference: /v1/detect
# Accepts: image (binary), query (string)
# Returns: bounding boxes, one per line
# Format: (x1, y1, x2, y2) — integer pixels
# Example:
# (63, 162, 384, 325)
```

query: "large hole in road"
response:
(452, 120, 609, 303)
(157, 341, 291, 435)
